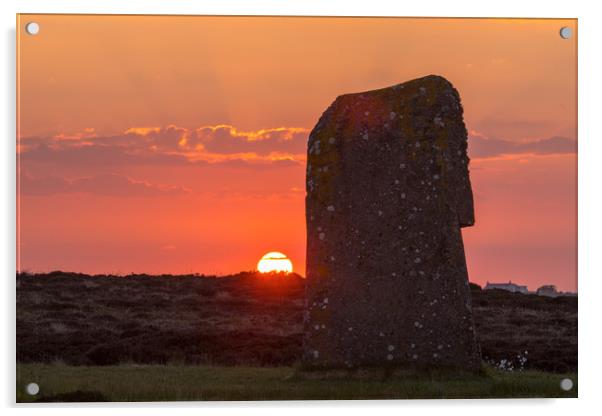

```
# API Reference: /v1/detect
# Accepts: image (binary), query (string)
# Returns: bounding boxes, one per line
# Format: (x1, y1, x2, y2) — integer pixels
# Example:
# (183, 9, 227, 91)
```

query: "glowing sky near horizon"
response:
(17, 15, 577, 291)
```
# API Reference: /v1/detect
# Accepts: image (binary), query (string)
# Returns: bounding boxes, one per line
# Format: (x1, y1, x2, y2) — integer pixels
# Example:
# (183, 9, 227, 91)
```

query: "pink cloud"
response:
(20, 173, 190, 197)
(18, 124, 308, 168)
(193, 125, 309, 155)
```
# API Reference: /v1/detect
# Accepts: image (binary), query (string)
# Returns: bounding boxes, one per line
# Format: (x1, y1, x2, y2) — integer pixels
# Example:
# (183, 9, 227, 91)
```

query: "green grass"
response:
(16, 363, 577, 402)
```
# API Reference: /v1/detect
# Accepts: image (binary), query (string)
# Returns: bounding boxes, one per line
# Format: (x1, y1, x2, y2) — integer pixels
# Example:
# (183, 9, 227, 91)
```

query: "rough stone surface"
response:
(303, 75, 481, 370)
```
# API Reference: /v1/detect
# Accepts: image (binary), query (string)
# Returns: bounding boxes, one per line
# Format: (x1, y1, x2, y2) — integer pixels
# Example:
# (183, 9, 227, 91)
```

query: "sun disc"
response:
(257, 251, 293, 273)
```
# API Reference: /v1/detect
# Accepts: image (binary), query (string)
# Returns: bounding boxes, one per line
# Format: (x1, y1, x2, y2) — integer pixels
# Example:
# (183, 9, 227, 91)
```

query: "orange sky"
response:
(17, 15, 577, 291)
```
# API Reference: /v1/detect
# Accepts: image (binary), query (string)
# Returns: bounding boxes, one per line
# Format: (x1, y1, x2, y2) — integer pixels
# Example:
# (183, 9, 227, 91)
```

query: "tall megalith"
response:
(303, 75, 481, 370)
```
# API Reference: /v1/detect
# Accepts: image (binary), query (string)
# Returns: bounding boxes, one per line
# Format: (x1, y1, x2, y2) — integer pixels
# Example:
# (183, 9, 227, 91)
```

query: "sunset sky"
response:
(17, 15, 577, 291)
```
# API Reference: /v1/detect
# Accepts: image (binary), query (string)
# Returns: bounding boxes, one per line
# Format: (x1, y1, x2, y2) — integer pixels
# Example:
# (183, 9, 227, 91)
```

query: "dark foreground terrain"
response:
(16, 271, 577, 373)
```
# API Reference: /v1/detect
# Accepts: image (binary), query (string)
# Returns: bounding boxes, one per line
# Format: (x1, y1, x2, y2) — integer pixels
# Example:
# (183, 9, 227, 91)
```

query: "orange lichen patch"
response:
(307, 126, 341, 208)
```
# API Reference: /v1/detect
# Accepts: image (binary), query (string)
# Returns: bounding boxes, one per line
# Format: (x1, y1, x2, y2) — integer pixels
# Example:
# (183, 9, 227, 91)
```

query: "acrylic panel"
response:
(16, 15, 577, 402)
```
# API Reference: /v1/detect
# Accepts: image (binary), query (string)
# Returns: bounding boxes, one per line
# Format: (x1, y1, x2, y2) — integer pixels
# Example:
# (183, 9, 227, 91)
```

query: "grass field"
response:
(16, 363, 577, 402)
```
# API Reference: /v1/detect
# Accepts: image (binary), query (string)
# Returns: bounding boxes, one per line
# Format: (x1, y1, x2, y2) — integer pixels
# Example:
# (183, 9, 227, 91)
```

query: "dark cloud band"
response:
(20, 173, 190, 197)
(469, 135, 576, 159)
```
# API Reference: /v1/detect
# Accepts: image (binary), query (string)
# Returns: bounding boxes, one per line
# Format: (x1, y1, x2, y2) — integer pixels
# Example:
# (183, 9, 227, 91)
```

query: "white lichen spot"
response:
(433, 353, 439, 358)
(401, 193, 406, 199)
(313, 350, 320, 359)
(348, 327, 353, 332)
(321, 324, 326, 329)
(400, 163, 406, 169)
(387, 354, 394, 361)
(410, 343, 415, 349)
(414, 258, 422, 264)
(319, 232, 325, 240)
(412, 354, 418, 360)
(433, 174, 440, 180)
(389, 111, 396, 120)
(330, 256, 336, 262)
(378, 210, 383, 216)
(438, 344, 443, 350)
(414, 321, 420, 327)
(364, 111, 370, 116)
(314, 324, 320, 330)
(363, 133, 369, 140)
(327, 205, 335, 212)
(379, 332, 385, 337)
(323, 298, 329, 304)
(388, 345, 395, 351)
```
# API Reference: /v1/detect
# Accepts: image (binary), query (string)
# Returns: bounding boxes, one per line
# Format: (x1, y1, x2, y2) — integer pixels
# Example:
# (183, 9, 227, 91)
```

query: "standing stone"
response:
(303, 75, 481, 371)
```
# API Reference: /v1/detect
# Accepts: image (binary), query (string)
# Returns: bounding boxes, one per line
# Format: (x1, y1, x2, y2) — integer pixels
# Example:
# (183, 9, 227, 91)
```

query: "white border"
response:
(2, 0, 601, 414)
(4, 0, 586, 18)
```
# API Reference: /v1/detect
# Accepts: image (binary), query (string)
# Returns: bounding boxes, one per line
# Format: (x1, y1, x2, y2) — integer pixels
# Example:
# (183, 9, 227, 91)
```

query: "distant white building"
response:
(484, 281, 529, 294)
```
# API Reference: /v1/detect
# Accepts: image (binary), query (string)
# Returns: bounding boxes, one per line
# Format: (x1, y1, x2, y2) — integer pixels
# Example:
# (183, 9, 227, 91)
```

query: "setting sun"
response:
(257, 252, 293, 274)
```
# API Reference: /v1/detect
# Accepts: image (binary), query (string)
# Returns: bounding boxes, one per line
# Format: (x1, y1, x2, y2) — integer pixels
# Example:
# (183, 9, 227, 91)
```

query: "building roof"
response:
(485, 281, 527, 288)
